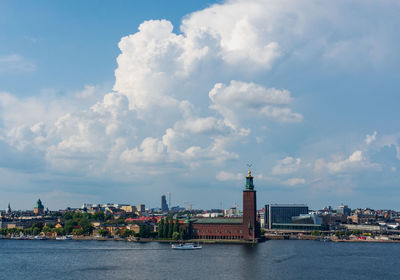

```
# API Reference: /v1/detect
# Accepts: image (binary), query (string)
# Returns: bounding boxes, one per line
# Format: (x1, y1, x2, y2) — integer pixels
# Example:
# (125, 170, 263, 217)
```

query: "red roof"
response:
(125, 216, 157, 222)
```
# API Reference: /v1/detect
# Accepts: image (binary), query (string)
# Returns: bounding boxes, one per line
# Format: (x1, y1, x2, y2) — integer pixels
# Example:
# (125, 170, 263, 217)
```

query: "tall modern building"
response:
(265, 204, 309, 229)
(161, 195, 169, 212)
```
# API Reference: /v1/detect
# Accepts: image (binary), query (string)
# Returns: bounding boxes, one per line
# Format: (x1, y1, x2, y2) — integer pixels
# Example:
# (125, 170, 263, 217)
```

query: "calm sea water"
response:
(0, 239, 399, 280)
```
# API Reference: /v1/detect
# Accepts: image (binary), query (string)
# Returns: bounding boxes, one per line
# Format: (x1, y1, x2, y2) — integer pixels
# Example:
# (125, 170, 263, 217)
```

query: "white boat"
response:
(171, 243, 202, 250)
(34, 236, 48, 240)
(55, 236, 72, 240)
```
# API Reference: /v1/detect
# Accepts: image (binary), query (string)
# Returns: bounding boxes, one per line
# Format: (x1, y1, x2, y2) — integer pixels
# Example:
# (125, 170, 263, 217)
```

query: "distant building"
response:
(137, 204, 145, 212)
(337, 204, 351, 216)
(225, 207, 239, 217)
(6, 203, 11, 214)
(121, 205, 137, 213)
(34, 199, 44, 215)
(343, 224, 381, 232)
(161, 195, 169, 212)
(265, 204, 309, 229)
(170, 206, 185, 212)
(349, 213, 376, 224)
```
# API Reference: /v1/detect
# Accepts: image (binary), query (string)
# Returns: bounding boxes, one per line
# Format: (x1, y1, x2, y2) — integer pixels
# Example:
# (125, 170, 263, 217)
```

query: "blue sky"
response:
(1, 0, 400, 211)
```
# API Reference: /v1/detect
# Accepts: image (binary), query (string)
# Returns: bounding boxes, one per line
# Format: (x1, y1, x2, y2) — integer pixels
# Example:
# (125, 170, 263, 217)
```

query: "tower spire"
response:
(245, 164, 254, 190)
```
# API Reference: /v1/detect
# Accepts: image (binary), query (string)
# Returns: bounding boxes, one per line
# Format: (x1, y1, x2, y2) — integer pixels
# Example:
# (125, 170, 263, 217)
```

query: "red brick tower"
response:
(242, 169, 259, 241)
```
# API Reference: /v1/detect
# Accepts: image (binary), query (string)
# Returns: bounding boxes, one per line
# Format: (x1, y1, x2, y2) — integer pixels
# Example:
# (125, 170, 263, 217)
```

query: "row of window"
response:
(191, 235, 243, 240)
(193, 229, 243, 234)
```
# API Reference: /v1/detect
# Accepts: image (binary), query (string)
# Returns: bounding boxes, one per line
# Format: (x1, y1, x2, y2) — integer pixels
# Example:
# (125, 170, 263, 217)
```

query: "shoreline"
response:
(2, 235, 400, 244)
(0, 236, 259, 244)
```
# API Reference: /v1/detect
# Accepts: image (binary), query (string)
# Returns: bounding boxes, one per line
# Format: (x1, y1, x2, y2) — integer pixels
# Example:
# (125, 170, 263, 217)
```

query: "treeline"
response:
(158, 217, 184, 240)
(0, 223, 64, 236)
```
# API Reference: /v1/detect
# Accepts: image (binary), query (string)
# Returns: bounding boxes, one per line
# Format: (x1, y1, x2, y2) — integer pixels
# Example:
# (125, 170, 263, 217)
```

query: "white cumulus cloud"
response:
(272, 156, 302, 175)
(365, 131, 377, 145)
(209, 80, 302, 129)
(283, 178, 305, 186)
(216, 171, 243, 181)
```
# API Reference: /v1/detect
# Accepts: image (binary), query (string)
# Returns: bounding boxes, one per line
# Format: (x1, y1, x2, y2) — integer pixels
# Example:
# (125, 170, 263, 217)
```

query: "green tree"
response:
(121, 229, 134, 238)
(311, 230, 320, 236)
(73, 212, 83, 220)
(93, 211, 105, 221)
(52, 211, 62, 217)
(64, 224, 74, 234)
(98, 229, 109, 237)
(8, 228, 21, 236)
(79, 218, 94, 235)
(63, 212, 73, 220)
(32, 227, 40, 235)
(168, 217, 173, 238)
(158, 219, 164, 238)
(163, 218, 169, 238)
(72, 228, 84, 236)
(173, 217, 179, 233)
(42, 225, 53, 234)
(105, 213, 113, 221)
(139, 225, 151, 238)
(179, 228, 184, 240)
(172, 232, 180, 240)
(55, 227, 65, 236)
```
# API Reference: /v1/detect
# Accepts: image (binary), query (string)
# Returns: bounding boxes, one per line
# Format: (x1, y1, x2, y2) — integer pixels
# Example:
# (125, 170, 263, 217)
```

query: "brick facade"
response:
(183, 172, 260, 241)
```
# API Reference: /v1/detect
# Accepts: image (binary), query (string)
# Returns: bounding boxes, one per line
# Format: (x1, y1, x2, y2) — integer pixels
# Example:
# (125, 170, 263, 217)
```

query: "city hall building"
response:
(182, 170, 261, 242)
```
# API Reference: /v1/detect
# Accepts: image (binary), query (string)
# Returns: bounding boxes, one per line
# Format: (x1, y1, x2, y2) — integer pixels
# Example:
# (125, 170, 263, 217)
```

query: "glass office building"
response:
(265, 204, 309, 229)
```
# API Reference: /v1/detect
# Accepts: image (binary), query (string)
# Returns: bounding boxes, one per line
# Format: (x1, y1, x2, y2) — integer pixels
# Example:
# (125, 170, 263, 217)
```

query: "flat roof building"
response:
(265, 204, 309, 229)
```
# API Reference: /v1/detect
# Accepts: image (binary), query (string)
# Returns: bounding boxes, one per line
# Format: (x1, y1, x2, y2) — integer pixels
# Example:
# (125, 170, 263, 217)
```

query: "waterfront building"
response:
(161, 195, 169, 212)
(182, 169, 260, 241)
(34, 199, 44, 215)
(343, 224, 381, 232)
(265, 204, 309, 229)
(258, 210, 265, 228)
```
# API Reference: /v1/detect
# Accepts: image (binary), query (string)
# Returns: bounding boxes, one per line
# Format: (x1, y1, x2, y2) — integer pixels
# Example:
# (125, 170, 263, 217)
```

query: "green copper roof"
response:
(192, 218, 243, 224)
(244, 169, 255, 190)
(245, 176, 254, 190)
(35, 199, 44, 209)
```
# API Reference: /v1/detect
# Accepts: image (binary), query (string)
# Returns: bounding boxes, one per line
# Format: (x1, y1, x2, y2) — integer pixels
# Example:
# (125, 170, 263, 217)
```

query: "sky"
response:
(1, 0, 400, 211)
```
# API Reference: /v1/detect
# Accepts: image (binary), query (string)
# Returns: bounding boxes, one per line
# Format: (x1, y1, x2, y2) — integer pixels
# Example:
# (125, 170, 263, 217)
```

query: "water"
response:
(0, 239, 399, 280)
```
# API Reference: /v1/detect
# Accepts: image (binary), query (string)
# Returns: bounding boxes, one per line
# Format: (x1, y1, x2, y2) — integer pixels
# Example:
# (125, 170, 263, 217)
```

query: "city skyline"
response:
(1, 0, 400, 210)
